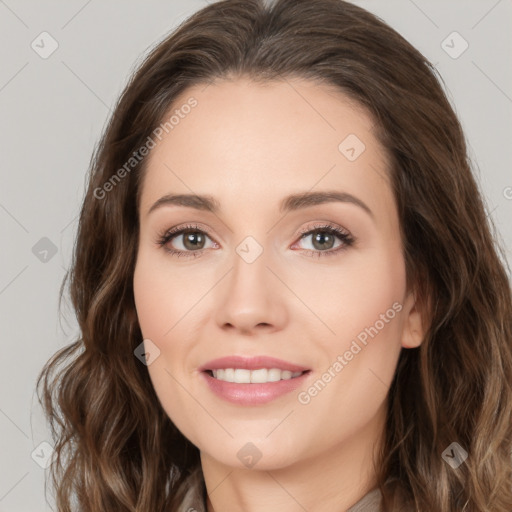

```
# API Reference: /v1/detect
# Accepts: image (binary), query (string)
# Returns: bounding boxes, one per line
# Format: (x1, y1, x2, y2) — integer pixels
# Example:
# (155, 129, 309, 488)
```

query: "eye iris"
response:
(183, 231, 205, 250)
(312, 231, 335, 250)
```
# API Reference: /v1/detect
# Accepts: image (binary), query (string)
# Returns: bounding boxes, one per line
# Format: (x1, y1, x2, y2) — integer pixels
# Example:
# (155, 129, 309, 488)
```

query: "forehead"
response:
(139, 76, 393, 220)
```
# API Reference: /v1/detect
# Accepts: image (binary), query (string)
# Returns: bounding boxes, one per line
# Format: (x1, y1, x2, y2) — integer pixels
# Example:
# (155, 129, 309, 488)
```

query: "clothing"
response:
(346, 487, 382, 511)
(176, 465, 385, 512)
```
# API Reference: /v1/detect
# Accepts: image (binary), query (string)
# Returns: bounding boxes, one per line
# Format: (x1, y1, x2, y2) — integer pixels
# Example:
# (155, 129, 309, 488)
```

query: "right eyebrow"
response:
(147, 193, 220, 216)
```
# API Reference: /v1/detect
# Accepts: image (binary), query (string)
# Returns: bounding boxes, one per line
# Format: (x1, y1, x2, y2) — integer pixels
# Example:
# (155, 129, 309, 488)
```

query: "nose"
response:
(214, 247, 288, 336)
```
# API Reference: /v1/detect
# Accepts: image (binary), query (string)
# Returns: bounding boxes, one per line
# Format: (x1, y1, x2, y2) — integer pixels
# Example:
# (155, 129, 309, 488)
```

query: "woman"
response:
(37, 0, 512, 510)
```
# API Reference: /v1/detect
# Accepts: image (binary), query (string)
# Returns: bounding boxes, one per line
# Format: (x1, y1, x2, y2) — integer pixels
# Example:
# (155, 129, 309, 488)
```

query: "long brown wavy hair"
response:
(36, 0, 512, 510)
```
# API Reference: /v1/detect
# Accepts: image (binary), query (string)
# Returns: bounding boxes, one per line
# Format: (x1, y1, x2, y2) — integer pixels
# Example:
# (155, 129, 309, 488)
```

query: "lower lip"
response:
(200, 370, 311, 405)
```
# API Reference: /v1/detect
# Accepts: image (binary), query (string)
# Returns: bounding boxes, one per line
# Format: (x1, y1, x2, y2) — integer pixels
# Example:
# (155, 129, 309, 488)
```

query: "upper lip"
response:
(199, 355, 310, 373)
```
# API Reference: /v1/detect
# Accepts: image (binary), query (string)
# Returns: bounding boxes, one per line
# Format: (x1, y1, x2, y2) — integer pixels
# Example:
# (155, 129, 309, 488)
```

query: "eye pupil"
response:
(312, 231, 335, 250)
(183, 231, 205, 250)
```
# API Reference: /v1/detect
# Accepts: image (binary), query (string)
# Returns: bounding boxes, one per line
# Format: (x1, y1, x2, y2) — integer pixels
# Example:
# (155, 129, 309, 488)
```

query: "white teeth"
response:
(250, 368, 268, 383)
(211, 368, 303, 383)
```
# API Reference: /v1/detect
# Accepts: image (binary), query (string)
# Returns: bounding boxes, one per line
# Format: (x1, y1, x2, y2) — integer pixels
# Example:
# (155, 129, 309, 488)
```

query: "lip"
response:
(199, 369, 312, 406)
(198, 355, 310, 373)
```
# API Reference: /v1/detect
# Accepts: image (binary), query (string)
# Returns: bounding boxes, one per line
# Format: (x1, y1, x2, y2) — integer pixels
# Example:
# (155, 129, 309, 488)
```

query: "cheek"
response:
(133, 250, 208, 390)
(295, 254, 406, 442)
(133, 249, 202, 338)
(133, 254, 202, 439)
(345, 260, 404, 336)
(294, 244, 406, 350)
(345, 254, 406, 380)
(133, 264, 166, 339)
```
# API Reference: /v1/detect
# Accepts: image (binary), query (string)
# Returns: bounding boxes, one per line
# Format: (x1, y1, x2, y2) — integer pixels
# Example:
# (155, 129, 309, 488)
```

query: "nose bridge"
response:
(228, 235, 273, 306)
(214, 234, 288, 333)
(232, 235, 269, 291)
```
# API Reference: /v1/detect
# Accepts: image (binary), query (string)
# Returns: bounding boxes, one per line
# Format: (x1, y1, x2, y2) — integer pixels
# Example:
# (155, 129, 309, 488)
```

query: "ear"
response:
(400, 291, 425, 349)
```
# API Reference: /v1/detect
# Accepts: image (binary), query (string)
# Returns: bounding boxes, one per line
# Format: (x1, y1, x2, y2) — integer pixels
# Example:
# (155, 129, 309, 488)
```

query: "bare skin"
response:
(133, 76, 424, 512)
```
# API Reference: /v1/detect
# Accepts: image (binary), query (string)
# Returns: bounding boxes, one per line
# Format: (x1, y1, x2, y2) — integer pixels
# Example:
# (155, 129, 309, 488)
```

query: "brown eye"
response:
(293, 224, 355, 258)
(156, 224, 217, 258)
(309, 230, 337, 250)
(180, 230, 207, 251)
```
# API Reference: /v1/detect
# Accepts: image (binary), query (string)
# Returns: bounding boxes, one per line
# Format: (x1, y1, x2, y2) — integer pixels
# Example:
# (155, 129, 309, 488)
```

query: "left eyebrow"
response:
(279, 190, 374, 219)
(146, 190, 374, 219)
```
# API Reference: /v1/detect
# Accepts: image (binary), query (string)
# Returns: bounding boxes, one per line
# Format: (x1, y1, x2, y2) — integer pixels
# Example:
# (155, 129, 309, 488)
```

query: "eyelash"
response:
(155, 222, 355, 259)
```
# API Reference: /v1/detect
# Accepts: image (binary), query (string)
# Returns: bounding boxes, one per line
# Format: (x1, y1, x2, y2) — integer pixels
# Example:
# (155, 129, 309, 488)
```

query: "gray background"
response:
(0, 1, 511, 510)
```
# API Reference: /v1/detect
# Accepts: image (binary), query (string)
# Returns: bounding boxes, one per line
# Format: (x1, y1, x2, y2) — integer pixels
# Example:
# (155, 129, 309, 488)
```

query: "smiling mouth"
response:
(204, 368, 310, 384)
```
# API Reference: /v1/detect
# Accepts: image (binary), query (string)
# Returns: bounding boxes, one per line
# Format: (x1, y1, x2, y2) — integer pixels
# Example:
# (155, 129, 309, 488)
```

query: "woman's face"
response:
(133, 77, 423, 471)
